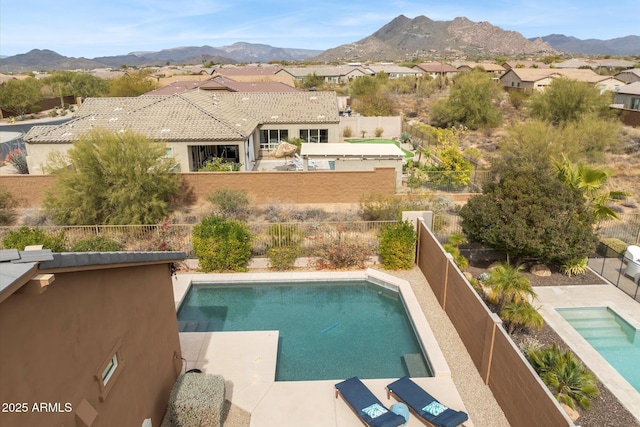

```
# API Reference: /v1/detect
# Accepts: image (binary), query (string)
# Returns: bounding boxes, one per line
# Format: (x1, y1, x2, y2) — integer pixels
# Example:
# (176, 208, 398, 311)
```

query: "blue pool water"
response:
(177, 280, 432, 381)
(557, 307, 640, 392)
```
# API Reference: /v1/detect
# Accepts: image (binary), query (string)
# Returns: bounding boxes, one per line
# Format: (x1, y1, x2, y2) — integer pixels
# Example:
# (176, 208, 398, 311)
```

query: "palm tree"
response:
(553, 154, 628, 221)
(485, 262, 536, 306)
(499, 301, 544, 334)
(527, 343, 600, 410)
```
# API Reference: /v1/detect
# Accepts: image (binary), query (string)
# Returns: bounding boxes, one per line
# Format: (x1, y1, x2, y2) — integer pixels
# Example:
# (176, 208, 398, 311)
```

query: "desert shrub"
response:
(0, 189, 18, 225)
(2, 227, 67, 251)
(313, 236, 372, 270)
(527, 343, 600, 410)
(168, 373, 225, 427)
(199, 157, 242, 171)
(561, 257, 589, 276)
(207, 188, 250, 219)
(192, 216, 252, 272)
(70, 235, 123, 252)
(374, 127, 384, 137)
(267, 245, 300, 271)
(442, 232, 469, 269)
(343, 126, 353, 138)
(4, 149, 29, 174)
(378, 220, 417, 270)
(359, 193, 443, 221)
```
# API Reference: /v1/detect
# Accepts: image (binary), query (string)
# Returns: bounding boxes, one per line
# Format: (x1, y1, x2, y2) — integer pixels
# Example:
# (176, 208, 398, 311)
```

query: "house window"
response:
(101, 354, 118, 386)
(260, 129, 289, 150)
(300, 129, 328, 143)
(95, 340, 125, 401)
(631, 98, 640, 110)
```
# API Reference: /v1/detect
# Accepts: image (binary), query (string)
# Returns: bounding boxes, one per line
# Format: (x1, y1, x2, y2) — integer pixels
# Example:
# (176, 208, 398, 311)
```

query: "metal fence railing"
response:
(0, 221, 396, 258)
(597, 213, 640, 245)
(589, 242, 639, 301)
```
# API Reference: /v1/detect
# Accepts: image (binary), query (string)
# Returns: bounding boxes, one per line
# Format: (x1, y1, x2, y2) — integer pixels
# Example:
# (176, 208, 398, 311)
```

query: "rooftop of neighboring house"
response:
(617, 81, 640, 95)
(503, 67, 618, 83)
(412, 62, 459, 73)
(24, 91, 339, 144)
(502, 60, 549, 69)
(364, 64, 421, 75)
(143, 76, 299, 96)
(282, 65, 372, 78)
(453, 61, 506, 72)
(554, 58, 636, 69)
(212, 65, 283, 76)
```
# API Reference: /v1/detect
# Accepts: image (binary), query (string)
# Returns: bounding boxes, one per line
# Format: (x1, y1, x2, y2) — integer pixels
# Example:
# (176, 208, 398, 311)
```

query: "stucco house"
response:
(280, 66, 371, 84)
(500, 68, 626, 92)
(364, 64, 422, 79)
(412, 62, 459, 79)
(0, 248, 186, 427)
(23, 90, 341, 174)
(614, 82, 640, 110)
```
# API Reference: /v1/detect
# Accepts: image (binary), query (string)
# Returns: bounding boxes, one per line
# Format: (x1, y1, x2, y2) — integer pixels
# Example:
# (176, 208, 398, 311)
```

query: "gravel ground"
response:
(466, 262, 640, 427)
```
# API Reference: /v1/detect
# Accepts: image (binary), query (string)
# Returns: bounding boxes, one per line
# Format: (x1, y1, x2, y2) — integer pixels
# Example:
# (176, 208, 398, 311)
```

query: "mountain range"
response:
(0, 15, 637, 73)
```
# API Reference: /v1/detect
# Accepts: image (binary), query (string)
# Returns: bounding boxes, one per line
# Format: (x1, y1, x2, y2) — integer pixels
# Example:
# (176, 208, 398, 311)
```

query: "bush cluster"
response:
(2, 227, 67, 251)
(192, 216, 252, 272)
(207, 188, 250, 220)
(313, 239, 372, 269)
(267, 245, 300, 271)
(378, 221, 417, 270)
(168, 373, 225, 427)
(70, 236, 123, 252)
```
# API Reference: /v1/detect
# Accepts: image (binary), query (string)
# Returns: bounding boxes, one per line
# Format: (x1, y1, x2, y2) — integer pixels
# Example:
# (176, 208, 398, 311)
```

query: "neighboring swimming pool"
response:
(557, 307, 640, 392)
(177, 279, 432, 381)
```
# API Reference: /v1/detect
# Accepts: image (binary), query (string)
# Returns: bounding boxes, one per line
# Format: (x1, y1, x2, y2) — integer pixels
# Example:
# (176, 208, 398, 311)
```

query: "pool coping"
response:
(172, 269, 470, 427)
(534, 284, 640, 423)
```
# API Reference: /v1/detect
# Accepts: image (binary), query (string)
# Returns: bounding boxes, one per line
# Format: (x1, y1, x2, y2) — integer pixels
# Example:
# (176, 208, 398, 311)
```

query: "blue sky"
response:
(1, 0, 638, 58)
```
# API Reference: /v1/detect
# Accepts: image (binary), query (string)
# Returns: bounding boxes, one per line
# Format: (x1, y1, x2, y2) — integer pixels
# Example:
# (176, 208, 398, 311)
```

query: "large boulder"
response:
(530, 264, 551, 277)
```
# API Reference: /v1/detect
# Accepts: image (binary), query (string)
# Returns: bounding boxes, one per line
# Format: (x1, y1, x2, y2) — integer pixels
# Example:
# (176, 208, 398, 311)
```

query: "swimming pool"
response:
(177, 279, 432, 381)
(557, 307, 639, 392)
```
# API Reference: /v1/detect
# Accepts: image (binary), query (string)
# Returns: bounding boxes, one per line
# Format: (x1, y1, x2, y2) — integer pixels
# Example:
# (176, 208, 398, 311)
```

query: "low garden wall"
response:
(0, 167, 396, 208)
(416, 218, 575, 427)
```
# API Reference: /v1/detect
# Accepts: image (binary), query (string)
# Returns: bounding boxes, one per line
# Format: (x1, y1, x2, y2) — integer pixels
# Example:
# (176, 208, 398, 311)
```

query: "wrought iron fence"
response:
(0, 221, 396, 258)
(597, 213, 640, 245)
(589, 242, 639, 301)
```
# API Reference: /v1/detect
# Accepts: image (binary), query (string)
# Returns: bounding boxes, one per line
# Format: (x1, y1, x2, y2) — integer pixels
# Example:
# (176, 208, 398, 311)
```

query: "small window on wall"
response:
(101, 354, 118, 385)
(96, 340, 124, 401)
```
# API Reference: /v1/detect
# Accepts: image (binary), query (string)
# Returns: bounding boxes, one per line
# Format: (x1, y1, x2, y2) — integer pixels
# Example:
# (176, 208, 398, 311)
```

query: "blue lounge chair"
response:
(335, 377, 407, 427)
(386, 377, 468, 427)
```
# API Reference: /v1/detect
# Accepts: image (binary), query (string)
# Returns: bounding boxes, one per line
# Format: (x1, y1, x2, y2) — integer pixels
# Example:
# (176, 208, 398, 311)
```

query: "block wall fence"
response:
(0, 167, 397, 208)
(415, 218, 575, 427)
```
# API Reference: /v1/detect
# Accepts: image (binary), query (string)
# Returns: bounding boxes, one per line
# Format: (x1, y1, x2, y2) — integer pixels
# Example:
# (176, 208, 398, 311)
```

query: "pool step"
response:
(587, 336, 631, 349)
(403, 354, 429, 377)
(178, 320, 209, 332)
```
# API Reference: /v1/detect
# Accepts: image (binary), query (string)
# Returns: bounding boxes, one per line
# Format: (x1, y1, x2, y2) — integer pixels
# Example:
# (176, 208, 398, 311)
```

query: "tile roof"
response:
(214, 65, 283, 76)
(503, 68, 614, 83)
(617, 82, 640, 95)
(0, 249, 185, 302)
(24, 91, 339, 144)
(413, 63, 459, 73)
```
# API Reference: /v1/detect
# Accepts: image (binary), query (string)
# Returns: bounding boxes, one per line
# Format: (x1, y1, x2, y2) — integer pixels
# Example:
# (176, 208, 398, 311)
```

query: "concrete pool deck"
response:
(535, 283, 640, 423)
(172, 269, 483, 427)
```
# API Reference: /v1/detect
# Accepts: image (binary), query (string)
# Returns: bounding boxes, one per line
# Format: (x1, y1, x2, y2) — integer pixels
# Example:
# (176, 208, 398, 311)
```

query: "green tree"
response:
(430, 69, 502, 130)
(108, 70, 158, 96)
(301, 72, 325, 89)
(553, 155, 628, 221)
(350, 75, 395, 116)
(528, 77, 613, 125)
(0, 77, 43, 116)
(70, 73, 109, 99)
(43, 128, 181, 225)
(460, 170, 598, 264)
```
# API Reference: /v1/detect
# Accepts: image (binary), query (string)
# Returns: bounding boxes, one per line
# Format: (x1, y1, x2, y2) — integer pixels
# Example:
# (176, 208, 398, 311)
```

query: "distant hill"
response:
(532, 34, 640, 56)
(314, 15, 557, 61)
(0, 43, 323, 73)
